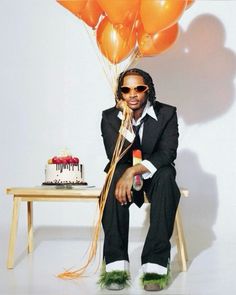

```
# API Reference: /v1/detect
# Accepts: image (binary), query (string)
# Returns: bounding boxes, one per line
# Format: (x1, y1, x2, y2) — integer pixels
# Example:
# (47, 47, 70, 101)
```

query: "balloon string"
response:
(57, 102, 133, 280)
(117, 10, 141, 75)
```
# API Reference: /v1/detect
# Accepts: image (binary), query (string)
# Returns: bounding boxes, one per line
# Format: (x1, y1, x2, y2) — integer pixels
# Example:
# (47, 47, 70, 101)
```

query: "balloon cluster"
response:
(57, 0, 195, 64)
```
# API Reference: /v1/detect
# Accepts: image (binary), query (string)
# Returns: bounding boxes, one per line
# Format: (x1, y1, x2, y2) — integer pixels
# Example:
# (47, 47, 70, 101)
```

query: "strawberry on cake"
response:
(44, 151, 86, 185)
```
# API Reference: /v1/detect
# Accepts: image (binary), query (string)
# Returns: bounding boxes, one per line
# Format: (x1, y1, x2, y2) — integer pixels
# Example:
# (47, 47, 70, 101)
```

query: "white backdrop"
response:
(1, 0, 236, 263)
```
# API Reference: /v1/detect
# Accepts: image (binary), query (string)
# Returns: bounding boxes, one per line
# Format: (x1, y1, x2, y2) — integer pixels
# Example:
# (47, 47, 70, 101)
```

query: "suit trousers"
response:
(101, 163, 181, 268)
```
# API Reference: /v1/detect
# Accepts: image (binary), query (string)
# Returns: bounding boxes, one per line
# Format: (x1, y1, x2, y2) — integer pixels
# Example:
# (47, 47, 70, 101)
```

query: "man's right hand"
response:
(115, 167, 134, 205)
(116, 99, 127, 111)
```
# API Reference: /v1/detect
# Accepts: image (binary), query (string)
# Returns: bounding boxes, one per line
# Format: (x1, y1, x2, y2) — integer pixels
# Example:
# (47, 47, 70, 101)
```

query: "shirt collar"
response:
(117, 100, 157, 124)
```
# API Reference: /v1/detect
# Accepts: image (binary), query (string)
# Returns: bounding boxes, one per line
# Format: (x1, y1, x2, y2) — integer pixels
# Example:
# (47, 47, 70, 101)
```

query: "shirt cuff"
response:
(141, 160, 157, 179)
(119, 126, 135, 143)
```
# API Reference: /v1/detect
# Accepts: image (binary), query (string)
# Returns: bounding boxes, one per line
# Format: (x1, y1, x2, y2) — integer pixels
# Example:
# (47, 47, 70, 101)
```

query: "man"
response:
(99, 68, 180, 291)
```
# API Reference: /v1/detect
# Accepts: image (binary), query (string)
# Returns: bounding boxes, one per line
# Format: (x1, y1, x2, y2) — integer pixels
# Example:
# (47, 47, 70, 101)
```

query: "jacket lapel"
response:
(110, 108, 132, 151)
(109, 108, 121, 132)
(142, 103, 163, 155)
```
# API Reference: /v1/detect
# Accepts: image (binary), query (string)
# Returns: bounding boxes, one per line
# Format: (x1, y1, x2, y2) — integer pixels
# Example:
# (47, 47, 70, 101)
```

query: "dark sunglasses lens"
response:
(136, 85, 147, 93)
(121, 87, 130, 94)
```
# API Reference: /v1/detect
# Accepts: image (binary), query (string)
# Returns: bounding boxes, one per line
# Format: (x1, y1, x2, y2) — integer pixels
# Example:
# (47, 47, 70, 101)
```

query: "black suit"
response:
(101, 101, 180, 268)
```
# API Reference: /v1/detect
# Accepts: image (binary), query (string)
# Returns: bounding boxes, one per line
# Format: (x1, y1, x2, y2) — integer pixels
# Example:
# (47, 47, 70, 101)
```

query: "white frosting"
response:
(45, 163, 83, 184)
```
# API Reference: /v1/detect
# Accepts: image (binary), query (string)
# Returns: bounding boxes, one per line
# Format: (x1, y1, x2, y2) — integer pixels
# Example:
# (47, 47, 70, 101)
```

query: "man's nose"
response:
(129, 89, 137, 97)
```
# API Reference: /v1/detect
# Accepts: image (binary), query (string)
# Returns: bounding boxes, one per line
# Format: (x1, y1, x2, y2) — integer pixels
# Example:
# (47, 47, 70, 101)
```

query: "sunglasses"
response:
(121, 85, 149, 94)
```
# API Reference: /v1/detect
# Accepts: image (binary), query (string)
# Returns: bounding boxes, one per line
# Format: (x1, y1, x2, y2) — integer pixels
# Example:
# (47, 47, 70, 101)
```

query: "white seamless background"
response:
(0, 0, 236, 266)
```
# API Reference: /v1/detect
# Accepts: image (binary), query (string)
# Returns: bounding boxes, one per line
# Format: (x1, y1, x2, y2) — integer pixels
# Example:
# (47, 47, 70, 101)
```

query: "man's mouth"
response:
(128, 100, 138, 106)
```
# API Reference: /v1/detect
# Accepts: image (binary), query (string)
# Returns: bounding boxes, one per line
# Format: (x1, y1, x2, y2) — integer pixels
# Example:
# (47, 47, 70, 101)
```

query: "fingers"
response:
(116, 99, 126, 111)
(115, 170, 133, 205)
(115, 185, 126, 205)
(115, 184, 132, 206)
(126, 189, 132, 203)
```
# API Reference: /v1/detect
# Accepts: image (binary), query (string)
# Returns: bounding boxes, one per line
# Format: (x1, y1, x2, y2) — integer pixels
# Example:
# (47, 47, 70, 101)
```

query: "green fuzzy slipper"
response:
(98, 262, 131, 290)
(140, 271, 170, 291)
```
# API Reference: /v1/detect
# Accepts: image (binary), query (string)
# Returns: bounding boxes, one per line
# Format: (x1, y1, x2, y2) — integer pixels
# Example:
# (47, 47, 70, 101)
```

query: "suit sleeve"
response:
(101, 111, 119, 161)
(147, 108, 179, 169)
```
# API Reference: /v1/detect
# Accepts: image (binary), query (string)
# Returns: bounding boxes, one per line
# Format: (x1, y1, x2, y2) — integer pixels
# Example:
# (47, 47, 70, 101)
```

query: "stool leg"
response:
(174, 207, 188, 272)
(7, 197, 21, 269)
(27, 201, 33, 253)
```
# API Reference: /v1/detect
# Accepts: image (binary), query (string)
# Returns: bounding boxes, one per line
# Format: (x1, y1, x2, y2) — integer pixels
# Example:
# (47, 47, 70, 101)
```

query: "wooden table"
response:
(6, 186, 188, 270)
(6, 186, 101, 269)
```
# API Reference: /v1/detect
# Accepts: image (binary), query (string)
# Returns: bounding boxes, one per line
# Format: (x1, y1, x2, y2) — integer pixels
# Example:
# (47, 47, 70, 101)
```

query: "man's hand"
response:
(115, 164, 151, 205)
(116, 99, 127, 111)
(115, 168, 133, 205)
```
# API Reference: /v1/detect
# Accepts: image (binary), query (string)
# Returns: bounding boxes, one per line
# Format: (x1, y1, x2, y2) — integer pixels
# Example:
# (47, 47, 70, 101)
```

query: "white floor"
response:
(1, 225, 236, 295)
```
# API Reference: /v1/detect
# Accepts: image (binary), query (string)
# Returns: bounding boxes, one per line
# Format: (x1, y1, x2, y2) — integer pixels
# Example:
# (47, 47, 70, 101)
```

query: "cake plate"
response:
(42, 182, 88, 189)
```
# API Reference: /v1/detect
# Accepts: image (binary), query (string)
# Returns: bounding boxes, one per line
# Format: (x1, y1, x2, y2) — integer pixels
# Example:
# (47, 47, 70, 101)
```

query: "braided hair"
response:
(115, 68, 156, 105)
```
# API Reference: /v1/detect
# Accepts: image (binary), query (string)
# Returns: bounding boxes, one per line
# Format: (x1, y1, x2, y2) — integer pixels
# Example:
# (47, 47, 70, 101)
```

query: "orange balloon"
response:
(96, 17, 136, 64)
(137, 26, 159, 56)
(140, 0, 186, 34)
(138, 23, 179, 56)
(153, 23, 179, 54)
(57, 0, 87, 17)
(97, 0, 140, 25)
(186, 0, 195, 9)
(79, 0, 103, 29)
(134, 15, 143, 32)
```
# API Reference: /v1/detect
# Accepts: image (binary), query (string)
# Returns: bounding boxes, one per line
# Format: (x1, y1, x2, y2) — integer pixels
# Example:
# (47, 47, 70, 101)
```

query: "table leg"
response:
(7, 197, 21, 269)
(27, 201, 33, 253)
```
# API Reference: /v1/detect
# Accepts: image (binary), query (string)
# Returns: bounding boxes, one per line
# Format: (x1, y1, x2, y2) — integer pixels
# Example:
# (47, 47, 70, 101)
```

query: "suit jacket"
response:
(101, 101, 179, 173)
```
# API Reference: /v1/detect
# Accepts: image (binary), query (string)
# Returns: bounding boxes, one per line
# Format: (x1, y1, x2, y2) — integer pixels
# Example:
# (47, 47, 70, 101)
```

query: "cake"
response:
(44, 152, 87, 185)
